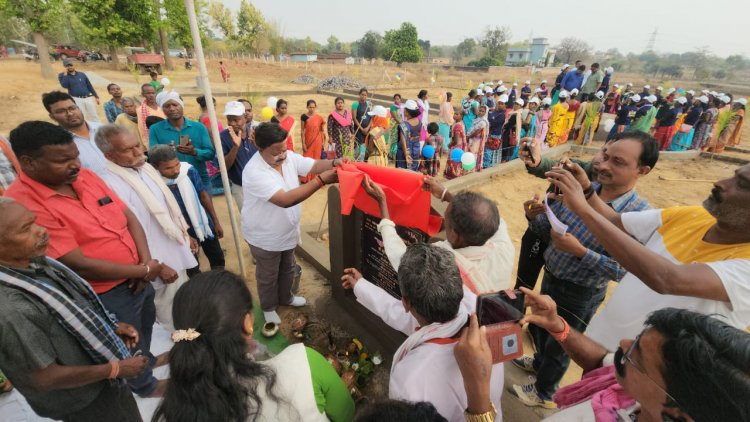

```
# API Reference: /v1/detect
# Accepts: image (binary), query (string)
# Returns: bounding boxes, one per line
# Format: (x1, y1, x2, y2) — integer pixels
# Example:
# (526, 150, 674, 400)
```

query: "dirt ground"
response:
(0, 56, 747, 420)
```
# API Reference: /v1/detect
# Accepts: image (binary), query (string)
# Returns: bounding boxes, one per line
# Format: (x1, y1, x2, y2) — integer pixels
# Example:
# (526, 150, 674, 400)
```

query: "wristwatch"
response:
(464, 402, 497, 422)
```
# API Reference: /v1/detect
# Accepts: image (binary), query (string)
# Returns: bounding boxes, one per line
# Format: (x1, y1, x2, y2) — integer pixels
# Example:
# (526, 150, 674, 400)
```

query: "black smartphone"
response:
(476, 290, 525, 326)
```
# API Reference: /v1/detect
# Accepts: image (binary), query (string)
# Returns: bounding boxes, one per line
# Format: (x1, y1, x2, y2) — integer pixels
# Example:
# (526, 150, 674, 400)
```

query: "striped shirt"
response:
(529, 183, 650, 288)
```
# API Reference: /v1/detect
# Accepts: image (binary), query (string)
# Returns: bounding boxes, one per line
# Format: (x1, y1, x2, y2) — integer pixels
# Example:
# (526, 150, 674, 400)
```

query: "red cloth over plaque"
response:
(337, 163, 442, 236)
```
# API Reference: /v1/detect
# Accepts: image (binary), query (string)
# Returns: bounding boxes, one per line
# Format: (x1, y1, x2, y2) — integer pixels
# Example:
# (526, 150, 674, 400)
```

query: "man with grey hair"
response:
(96, 124, 197, 330)
(362, 176, 514, 294)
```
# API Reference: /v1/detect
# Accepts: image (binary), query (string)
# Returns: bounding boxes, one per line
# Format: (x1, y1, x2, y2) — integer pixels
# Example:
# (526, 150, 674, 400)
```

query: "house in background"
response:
(290, 52, 318, 63)
(505, 38, 555, 67)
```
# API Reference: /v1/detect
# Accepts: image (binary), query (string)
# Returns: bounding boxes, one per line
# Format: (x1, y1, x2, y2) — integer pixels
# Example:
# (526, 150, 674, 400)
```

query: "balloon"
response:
(461, 152, 476, 171)
(450, 148, 464, 163)
(604, 118, 615, 132)
(261, 106, 274, 120)
(422, 145, 435, 159)
(267, 96, 278, 109)
(160, 77, 170, 86)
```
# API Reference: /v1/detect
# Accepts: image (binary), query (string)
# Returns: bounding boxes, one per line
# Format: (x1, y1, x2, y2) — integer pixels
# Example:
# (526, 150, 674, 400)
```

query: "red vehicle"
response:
(51, 44, 83, 60)
(125, 47, 164, 74)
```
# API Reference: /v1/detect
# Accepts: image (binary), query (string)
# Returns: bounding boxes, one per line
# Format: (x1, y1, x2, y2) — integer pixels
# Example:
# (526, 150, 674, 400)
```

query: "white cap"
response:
(687, 90, 695, 95)
(515, 98, 524, 106)
(718, 92, 725, 97)
(498, 94, 509, 103)
(367, 105, 389, 118)
(631, 94, 641, 102)
(496, 85, 507, 93)
(721, 95, 732, 103)
(701, 89, 709, 94)
(534, 88, 542, 93)
(223, 100, 246, 116)
(643, 85, 650, 89)
(626, 82, 633, 87)
(656, 86, 663, 91)
(561, 64, 570, 70)
(709, 91, 718, 96)
(541, 79, 547, 84)
(476, 90, 484, 96)
(676, 97, 687, 104)
(529, 97, 540, 104)
(735, 98, 747, 106)
(542, 97, 552, 105)
(668, 88, 676, 94)
(513, 82, 518, 86)
(614, 83, 620, 88)
(559, 90, 569, 99)
(485, 87, 493, 94)
(524, 80, 530, 84)
(404, 99, 419, 110)
(698, 95, 709, 104)
(646, 95, 657, 103)
(497, 80, 503, 85)
(595, 91, 604, 100)
(570, 88, 579, 95)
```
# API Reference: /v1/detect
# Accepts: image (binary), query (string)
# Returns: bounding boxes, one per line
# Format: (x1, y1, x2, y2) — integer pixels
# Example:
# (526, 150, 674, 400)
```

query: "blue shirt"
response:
(103, 100, 123, 123)
(166, 166, 214, 239)
(220, 128, 257, 186)
(148, 118, 216, 185)
(658, 106, 682, 127)
(560, 71, 584, 92)
(529, 183, 650, 289)
(615, 105, 637, 125)
(58, 71, 98, 98)
(487, 110, 506, 136)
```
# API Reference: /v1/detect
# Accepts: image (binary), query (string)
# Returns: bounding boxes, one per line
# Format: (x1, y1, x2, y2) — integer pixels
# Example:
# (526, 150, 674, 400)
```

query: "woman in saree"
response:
(709, 99, 746, 153)
(300, 99, 328, 182)
(396, 100, 423, 171)
(691, 96, 713, 150)
(501, 100, 523, 162)
(575, 91, 604, 145)
(326, 97, 354, 160)
(271, 99, 296, 152)
(387, 94, 404, 159)
(670, 98, 703, 151)
(535, 97, 552, 148)
(466, 104, 489, 172)
(550, 64, 569, 105)
(444, 109, 466, 179)
(546, 91, 570, 147)
(364, 105, 390, 167)
(516, 98, 538, 159)
(564, 89, 581, 142)
(439, 92, 454, 150)
(461, 89, 479, 130)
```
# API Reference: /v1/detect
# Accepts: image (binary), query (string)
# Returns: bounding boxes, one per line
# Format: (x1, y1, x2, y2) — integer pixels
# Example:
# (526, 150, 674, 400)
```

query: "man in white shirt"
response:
(241, 123, 340, 332)
(362, 176, 514, 294)
(341, 243, 504, 421)
(95, 124, 195, 330)
(546, 163, 750, 351)
(43, 91, 106, 175)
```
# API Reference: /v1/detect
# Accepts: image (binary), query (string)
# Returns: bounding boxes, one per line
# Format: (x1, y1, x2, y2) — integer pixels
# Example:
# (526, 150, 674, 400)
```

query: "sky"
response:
(221, 0, 750, 58)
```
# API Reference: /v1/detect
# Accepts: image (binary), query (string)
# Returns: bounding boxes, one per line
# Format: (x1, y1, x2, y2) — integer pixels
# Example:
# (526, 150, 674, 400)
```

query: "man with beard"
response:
(95, 124, 196, 331)
(43, 91, 105, 175)
(511, 131, 658, 408)
(114, 97, 145, 150)
(4, 121, 167, 398)
(546, 162, 750, 351)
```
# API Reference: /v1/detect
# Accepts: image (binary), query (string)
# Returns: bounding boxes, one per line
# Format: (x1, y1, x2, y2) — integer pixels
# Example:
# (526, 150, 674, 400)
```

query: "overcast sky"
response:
(221, 0, 749, 58)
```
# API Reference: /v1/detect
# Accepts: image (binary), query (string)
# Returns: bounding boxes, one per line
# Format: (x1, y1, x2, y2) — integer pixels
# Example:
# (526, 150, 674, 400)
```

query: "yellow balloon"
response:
(261, 106, 273, 120)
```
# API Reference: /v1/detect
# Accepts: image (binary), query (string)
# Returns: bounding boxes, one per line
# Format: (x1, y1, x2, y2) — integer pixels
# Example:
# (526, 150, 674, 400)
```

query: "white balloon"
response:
(161, 77, 170, 86)
(461, 152, 476, 165)
(267, 96, 278, 108)
(604, 118, 615, 133)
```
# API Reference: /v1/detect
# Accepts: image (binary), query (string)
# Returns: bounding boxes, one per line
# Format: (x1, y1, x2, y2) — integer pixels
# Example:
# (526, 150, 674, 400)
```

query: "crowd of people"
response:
(0, 57, 747, 422)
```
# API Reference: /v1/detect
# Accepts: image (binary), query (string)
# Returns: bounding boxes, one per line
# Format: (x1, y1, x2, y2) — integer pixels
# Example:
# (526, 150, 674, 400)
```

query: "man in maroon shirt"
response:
(5, 121, 173, 398)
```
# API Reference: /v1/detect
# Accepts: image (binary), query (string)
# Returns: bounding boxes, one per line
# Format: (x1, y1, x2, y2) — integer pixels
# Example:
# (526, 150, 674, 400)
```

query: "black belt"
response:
(73, 94, 93, 98)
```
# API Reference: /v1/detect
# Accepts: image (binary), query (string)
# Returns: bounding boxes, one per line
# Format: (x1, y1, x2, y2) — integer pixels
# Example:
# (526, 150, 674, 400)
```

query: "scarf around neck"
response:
(330, 110, 352, 127)
(164, 162, 213, 242)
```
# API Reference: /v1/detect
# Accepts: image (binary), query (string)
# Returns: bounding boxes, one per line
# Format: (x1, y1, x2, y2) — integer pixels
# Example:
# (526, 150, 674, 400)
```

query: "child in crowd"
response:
(148, 145, 225, 275)
(444, 110, 466, 179)
(420, 122, 442, 176)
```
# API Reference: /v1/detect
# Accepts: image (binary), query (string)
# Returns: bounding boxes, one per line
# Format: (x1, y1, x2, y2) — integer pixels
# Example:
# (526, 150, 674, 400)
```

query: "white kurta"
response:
(378, 217, 515, 293)
(71, 121, 107, 175)
(101, 166, 197, 330)
(353, 279, 504, 421)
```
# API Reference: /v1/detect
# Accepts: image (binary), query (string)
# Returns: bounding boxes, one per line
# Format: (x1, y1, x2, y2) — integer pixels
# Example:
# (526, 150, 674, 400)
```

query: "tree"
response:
(235, 0, 265, 52)
(479, 26, 511, 61)
(713, 69, 727, 80)
(467, 56, 501, 67)
(418, 39, 430, 58)
(431, 46, 444, 58)
(725, 54, 747, 70)
(0, 0, 64, 78)
(324, 35, 341, 53)
(556, 37, 592, 64)
(357, 31, 382, 59)
(162, 0, 209, 51)
(69, 0, 154, 69)
(208, 1, 235, 38)
(381, 22, 422, 64)
(452, 37, 476, 63)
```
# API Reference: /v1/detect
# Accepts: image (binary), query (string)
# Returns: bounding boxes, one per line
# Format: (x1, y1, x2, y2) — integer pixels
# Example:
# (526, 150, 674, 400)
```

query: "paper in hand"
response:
(544, 193, 569, 235)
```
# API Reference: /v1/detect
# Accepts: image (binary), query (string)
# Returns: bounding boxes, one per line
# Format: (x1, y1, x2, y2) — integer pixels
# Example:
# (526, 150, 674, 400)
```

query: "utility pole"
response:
(645, 28, 658, 52)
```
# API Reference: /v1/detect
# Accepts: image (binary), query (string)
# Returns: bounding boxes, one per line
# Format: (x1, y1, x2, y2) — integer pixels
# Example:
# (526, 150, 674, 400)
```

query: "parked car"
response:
(51, 44, 83, 60)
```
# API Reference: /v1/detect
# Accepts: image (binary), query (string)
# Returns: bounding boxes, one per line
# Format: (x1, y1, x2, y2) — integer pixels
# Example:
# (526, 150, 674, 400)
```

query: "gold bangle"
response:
(464, 402, 497, 422)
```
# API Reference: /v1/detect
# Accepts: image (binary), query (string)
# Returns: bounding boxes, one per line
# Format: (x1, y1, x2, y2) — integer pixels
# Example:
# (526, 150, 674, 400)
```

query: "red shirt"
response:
(5, 169, 139, 293)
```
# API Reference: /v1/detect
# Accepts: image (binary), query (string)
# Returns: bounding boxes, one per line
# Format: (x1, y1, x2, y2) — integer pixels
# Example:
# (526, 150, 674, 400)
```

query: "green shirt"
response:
(526, 157, 594, 192)
(305, 347, 355, 422)
(149, 80, 163, 94)
(148, 117, 216, 185)
(581, 70, 604, 94)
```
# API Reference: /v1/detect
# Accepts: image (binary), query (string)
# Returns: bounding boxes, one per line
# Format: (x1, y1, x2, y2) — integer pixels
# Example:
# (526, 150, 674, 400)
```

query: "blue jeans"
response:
(99, 282, 158, 397)
(529, 270, 607, 400)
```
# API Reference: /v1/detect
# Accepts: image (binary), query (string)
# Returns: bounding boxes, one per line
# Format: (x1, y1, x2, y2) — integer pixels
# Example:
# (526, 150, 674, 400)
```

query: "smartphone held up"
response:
(475, 290, 526, 364)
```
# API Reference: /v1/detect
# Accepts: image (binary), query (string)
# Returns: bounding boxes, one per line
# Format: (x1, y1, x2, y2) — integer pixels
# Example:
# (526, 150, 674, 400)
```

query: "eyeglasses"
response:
(52, 105, 80, 115)
(616, 327, 682, 409)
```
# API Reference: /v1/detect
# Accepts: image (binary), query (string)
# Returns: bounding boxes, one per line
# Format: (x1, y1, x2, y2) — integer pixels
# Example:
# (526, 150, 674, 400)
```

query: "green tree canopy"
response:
(236, 0, 265, 51)
(208, 1, 235, 38)
(382, 22, 422, 64)
(480, 26, 511, 61)
(357, 30, 382, 59)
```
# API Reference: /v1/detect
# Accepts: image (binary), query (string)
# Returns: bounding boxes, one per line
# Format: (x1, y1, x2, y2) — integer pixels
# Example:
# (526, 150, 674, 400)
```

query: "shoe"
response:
(511, 382, 557, 409)
(261, 322, 279, 337)
(263, 310, 281, 324)
(288, 296, 306, 307)
(512, 355, 537, 374)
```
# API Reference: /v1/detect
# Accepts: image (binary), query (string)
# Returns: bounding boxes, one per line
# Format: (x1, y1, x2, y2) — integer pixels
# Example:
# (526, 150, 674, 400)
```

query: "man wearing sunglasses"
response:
(515, 287, 750, 422)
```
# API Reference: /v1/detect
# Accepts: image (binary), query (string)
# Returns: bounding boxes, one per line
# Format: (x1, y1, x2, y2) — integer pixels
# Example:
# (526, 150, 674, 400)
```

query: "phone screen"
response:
(477, 291, 525, 326)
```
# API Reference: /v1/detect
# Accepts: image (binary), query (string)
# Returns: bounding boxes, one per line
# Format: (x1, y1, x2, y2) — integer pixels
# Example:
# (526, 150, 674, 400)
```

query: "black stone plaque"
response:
(360, 213, 429, 299)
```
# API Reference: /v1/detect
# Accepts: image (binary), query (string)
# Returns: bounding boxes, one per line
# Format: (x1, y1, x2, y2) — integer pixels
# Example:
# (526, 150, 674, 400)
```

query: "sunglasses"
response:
(614, 327, 681, 409)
